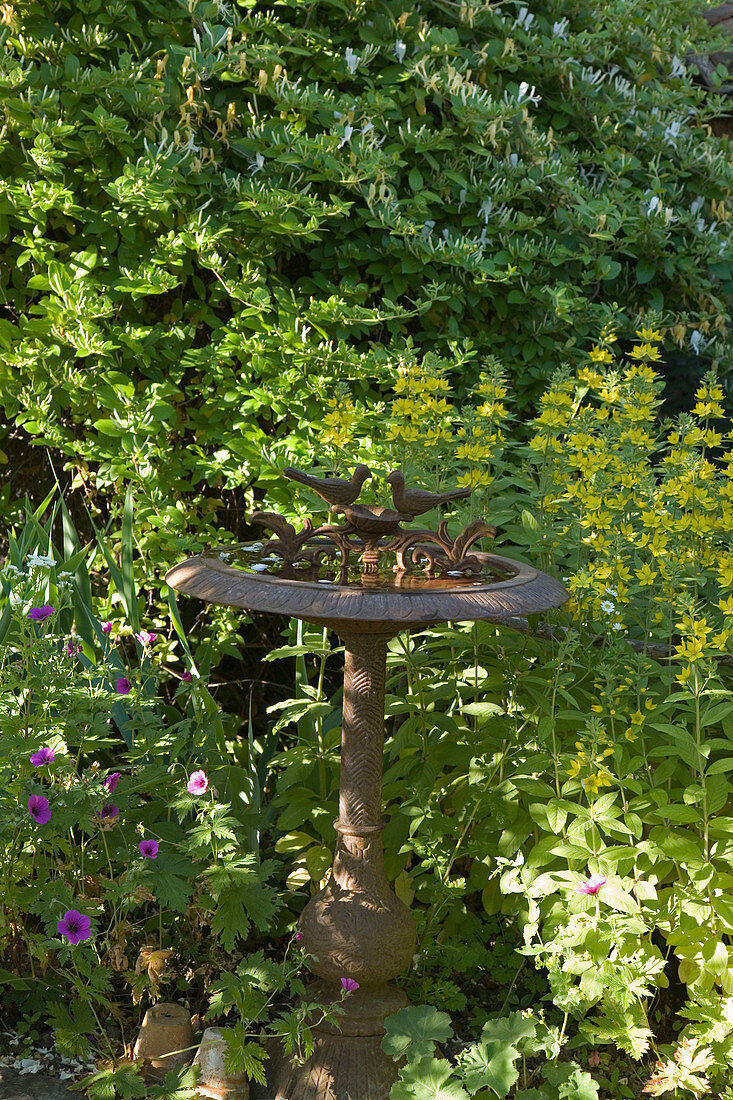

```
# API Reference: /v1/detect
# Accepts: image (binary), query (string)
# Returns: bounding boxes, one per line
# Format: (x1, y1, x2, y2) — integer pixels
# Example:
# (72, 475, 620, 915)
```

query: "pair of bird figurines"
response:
(282, 464, 470, 521)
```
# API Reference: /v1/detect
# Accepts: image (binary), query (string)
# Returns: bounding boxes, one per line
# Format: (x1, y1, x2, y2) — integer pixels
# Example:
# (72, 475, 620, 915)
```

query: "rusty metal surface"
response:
(165, 549, 566, 628)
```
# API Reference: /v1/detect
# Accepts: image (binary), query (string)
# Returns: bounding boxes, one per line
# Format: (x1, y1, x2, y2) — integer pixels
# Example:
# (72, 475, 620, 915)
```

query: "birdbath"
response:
(165, 466, 568, 1100)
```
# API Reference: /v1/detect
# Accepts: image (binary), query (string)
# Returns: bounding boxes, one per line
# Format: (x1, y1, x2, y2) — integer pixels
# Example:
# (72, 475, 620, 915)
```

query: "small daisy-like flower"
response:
(139, 839, 159, 859)
(187, 770, 209, 796)
(28, 795, 51, 824)
(340, 978, 359, 992)
(116, 677, 131, 695)
(57, 910, 92, 945)
(103, 772, 121, 794)
(576, 873, 607, 896)
(28, 605, 55, 622)
(30, 746, 55, 767)
(600, 600, 615, 614)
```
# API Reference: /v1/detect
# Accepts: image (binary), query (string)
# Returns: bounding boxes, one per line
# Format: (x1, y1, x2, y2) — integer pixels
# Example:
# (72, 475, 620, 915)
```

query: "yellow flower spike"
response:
(637, 327, 663, 342)
(589, 346, 614, 363)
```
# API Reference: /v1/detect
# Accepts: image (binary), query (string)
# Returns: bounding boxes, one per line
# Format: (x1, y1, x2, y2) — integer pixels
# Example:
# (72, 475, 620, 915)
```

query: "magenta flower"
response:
(187, 769, 209, 796)
(135, 630, 158, 646)
(96, 803, 119, 823)
(28, 605, 55, 622)
(181, 670, 192, 683)
(30, 746, 55, 767)
(295, 932, 303, 942)
(103, 772, 121, 794)
(576, 873, 607, 896)
(28, 795, 51, 824)
(340, 978, 359, 992)
(65, 641, 82, 656)
(116, 677, 131, 694)
(139, 839, 159, 859)
(101, 621, 113, 634)
(57, 910, 92, 945)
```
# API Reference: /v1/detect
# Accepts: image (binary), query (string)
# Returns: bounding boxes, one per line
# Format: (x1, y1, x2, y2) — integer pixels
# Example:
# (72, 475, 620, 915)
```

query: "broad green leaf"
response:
(458, 1039, 520, 1095)
(382, 1005, 453, 1062)
(390, 1058, 470, 1100)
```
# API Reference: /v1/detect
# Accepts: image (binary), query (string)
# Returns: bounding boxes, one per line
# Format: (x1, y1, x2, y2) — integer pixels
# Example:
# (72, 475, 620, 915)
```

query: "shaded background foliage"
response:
(1, 0, 733, 574)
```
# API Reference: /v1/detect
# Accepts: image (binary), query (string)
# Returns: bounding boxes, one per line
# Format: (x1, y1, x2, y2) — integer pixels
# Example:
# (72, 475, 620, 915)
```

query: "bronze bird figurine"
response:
(386, 470, 471, 518)
(283, 465, 372, 508)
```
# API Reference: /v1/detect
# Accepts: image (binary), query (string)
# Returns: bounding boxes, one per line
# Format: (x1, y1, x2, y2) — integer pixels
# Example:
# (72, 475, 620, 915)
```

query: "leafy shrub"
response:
(269, 328, 733, 1093)
(0, 510, 286, 1063)
(1, 0, 733, 588)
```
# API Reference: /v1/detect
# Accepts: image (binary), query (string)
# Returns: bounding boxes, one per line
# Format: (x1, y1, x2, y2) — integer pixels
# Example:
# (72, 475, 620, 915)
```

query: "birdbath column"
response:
(269, 625, 416, 1100)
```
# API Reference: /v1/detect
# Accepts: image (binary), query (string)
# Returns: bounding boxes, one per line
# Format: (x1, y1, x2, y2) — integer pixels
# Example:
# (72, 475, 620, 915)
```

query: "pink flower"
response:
(340, 978, 359, 992)
(96, 803, 119, 823)
(65, 641, 82, 656)
(187, 769, 209, 796)
(28, 795, 51, 824)
(295, 932, 303, 942)
(576, 873, 607, 896)
(135, 630, 158, 646)
(30, 746, 55, 767)
(103, 772, 121, 794)
(28, 605, 55, 622)
(139, 839, 159, 859)
(116, 677, 131, 694)
(181, 670, 192, 683)
(57, 910, 91, 945)
(101, 621, 113, 634)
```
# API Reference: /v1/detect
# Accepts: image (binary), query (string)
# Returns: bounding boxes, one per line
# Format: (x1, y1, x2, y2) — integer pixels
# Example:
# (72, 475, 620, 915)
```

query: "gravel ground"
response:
(0, 1033, 97, 1099)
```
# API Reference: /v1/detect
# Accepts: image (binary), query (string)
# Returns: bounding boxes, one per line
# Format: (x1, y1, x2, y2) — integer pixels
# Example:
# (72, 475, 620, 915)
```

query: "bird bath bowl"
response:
(166, 468, 568, 1100)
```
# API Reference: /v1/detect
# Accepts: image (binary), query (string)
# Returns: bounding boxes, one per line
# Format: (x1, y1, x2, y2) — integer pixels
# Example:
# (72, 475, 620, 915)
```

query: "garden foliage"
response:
(1, 0, 733, 580)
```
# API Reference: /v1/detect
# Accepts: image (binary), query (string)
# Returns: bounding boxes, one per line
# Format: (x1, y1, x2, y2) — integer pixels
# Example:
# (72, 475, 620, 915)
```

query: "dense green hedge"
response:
(1, 0, 733, 565)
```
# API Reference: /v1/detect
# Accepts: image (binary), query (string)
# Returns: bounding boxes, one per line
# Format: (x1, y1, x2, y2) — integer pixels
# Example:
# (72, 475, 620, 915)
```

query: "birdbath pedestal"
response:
(166, 469, 567, 1100)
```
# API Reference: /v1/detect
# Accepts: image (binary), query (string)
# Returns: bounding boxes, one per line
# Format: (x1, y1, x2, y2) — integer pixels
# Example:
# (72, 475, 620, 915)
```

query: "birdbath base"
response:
(258, 983, 408, 1100)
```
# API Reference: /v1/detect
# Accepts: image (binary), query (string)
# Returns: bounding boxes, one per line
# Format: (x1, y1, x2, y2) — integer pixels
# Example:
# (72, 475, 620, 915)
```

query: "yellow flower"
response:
(635, 562, 658, 586)
(637, 327, 663, 342)
(589, 346, 613, 364)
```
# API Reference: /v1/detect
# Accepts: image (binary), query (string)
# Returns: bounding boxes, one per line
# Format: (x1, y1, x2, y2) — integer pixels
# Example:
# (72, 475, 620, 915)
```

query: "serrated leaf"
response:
(382, 1005, 453, 1062)
(458, 1039, 520, 1095)
(390, 1057, 470, 1100)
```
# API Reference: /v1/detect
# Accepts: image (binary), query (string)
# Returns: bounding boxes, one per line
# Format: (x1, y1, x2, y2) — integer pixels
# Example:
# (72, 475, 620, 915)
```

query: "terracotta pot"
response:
(193, 1027, 249, 1099)
(133, 1002, 195, 1075)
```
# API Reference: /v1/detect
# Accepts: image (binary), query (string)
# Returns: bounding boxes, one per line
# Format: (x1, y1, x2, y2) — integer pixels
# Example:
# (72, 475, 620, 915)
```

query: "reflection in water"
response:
(203, 543, 517, 592)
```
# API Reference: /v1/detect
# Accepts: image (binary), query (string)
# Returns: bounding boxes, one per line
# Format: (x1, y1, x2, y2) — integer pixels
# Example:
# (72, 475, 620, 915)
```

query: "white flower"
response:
(509, 152, 519, 167)
(344, 47, 360, 74)
(517, 82, 540, 106)
(249, 153, 264, 175)
(339, 123, 354, 147)
(646, 195, 661, 216)
(664, 120, 681, 146)
(514, 6, 534, 30)
(361, 120, 374, 134)
(9, 592, 23, 607)
(690, 196, 704, 215)
(478, 198, 493, 222)
(58, 570, 73, 579)
(394, 39, 406, 63)
(27, 553, 55, 568)
(600, 600, 616, 614)
(670, 56, 685, 79)
(605, 587, 617, 597)
(4, 564, 21, 575)
(552, 18, 569, 39)
(611, 621, 623, 631)
(690, 330, 703, 355)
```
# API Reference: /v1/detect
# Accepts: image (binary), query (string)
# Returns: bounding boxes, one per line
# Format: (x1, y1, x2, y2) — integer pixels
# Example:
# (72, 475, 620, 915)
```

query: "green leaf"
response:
(147, 1065, 201, 1100)
(390, 1058, 470, 1100)
(457, 1039, 520, 1095)
(382, 1005, 453, 1062)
